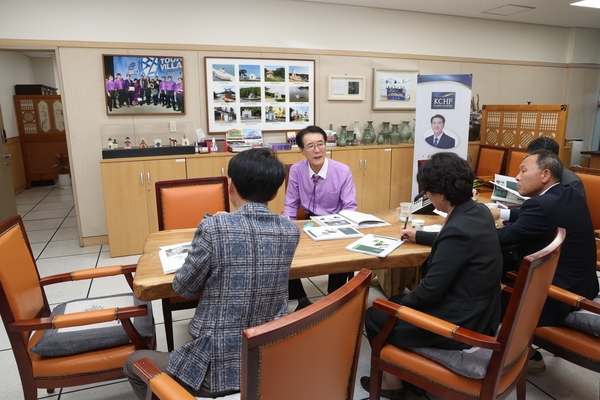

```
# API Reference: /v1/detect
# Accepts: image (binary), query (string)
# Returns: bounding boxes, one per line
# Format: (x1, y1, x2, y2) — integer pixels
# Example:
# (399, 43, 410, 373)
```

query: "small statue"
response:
(154, 138, 162, 148)
(112, 138, 118, 149)
(169, 138, 177, 147)
(182, 134, 190, 146)
(210, 138, 219, 153)
(107, 138, 114, 149)
(124, 137, 132, 149)
(139, 138, 148, 149)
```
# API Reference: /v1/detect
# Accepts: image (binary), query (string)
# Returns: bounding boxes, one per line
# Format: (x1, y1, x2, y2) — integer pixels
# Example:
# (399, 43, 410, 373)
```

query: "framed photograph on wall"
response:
(103, 55, 185, 116)
(205, 57, 315, 134)
(372, 69, 418, 110)
(328, 75, 366, 101)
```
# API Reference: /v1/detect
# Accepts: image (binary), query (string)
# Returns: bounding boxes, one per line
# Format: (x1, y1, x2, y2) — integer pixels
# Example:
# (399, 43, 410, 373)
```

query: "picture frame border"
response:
(328, 75, 366, 101)
(205, 57, 315, 134)
(372, 69, 418, 111)
(102, 54, 185, 116)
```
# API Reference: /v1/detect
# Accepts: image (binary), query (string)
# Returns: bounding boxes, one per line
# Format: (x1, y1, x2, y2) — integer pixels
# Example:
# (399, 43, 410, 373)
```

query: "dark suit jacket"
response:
(500, 183, 598, 326)
(425, 132, 455, 149)
(386, 201, 502, 349)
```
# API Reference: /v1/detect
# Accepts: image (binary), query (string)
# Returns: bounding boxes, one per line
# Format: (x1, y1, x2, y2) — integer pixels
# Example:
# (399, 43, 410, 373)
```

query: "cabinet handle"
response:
(359, 160, 362, 170)
(221, 167, 225, 176)
(140, 173, 144, 185)
(364, 159, 367, 170)
(147, 172, 151, 184)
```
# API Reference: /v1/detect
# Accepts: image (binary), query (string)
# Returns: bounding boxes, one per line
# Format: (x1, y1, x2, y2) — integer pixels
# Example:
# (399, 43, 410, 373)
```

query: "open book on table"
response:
(489, 174, 529, 205)
(158, 242, 192, 274)
(303, 225, 364, 241)
(345, 234, 404, 258)
(310, 210, 390, 229)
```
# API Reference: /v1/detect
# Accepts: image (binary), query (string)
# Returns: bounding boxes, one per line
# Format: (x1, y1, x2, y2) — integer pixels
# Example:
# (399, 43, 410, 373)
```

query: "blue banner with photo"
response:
(109, 56, 182, 80)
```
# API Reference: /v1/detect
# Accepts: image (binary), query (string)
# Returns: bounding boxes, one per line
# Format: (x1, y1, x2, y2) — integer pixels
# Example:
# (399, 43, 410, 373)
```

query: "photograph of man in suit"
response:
(425, 114, 455, 149)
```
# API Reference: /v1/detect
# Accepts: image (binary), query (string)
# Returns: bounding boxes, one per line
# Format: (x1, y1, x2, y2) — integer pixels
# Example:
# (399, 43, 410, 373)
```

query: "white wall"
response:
(31, 57, 59, 92)
(0, 0, 596, 64)
(0, 52, 34, 138)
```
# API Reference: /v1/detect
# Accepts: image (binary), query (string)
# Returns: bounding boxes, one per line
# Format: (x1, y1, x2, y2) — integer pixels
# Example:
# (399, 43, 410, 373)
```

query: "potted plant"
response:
(53, 153, 71, 188)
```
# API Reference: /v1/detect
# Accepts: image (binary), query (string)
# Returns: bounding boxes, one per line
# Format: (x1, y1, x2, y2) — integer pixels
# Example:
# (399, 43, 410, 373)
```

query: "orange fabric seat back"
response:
(506, 148, 528, 178)
(476, 146, 507, 178)
(0, 220, 45, 345)
(161, 184, 227, 230)
(155, 177, 230, 231)
(576, 172, 600, 229)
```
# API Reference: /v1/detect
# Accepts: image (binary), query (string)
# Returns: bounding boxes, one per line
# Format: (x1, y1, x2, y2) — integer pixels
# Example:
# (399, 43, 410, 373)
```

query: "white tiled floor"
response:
(2, 184, 599, 399)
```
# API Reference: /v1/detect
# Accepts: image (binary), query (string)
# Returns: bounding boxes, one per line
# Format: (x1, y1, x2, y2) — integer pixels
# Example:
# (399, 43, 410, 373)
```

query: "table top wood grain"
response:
(133, 209, 444, 301)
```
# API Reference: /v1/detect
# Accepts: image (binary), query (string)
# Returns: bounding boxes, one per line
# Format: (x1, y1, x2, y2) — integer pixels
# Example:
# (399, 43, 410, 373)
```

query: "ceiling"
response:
(290, 0, 600, 29)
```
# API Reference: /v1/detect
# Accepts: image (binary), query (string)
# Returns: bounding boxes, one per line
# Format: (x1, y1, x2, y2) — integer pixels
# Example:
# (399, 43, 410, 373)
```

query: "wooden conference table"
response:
(133, 209, 445, 301)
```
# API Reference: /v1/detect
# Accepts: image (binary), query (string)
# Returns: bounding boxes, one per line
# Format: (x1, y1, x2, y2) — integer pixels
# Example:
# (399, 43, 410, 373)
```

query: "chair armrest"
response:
(594, 229, 600, 239)
(40, 264, 136, 290)
(133, 358, 196, 400)
(373, 298, 501, 351)
(9, 305, 150, 349)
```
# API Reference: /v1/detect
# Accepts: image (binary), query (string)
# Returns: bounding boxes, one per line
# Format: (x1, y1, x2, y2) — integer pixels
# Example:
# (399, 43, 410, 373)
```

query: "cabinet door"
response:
(145, 159, 187, 233)
(361, 148, 392, 214)
(101, 161, 150, 257)
(186, 155, 231, 178)
(331, 149, 363, 210)
(390, 147, 414, 207)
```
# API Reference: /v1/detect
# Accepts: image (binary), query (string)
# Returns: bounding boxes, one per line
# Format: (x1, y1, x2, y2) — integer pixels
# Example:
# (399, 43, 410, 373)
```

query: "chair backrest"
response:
(482, 228, 565, 397)
(0, 215, 49, 375)
(241, 269, 371, 400)
(476, 145, 508, 178)
(506, 148, 528, 178)
(284, 164, 307, 220)
(571, 167, 600, 230)
(155, 177, 229, 231)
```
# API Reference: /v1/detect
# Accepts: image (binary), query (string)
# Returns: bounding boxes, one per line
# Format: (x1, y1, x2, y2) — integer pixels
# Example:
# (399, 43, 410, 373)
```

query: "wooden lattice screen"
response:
(481, 104, 569, 162)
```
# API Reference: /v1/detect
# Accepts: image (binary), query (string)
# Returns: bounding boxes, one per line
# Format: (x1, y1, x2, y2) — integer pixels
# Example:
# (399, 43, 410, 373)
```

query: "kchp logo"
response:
(431, 92, 455, 109)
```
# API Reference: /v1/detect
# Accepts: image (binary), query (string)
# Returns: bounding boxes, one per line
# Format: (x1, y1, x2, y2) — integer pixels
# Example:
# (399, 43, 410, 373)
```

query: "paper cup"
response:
(412, 219, 425, 230)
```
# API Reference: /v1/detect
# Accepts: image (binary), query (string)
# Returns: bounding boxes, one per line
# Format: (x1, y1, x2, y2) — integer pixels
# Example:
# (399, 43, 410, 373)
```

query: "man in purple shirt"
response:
(105, 75, 117, 111)
(175, 77, 184, 112)
(283, 125, 358, 310)
(164, 76, 176, 109)
(159, 76, 167, 107)
(114, 73, 128, 108)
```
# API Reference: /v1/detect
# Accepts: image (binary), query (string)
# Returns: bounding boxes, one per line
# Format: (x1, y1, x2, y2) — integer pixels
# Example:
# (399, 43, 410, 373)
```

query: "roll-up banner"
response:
(412, 74, 472, 199)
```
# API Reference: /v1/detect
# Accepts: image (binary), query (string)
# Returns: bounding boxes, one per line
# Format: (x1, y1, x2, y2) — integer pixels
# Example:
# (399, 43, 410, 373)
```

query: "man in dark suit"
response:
(492, 149, 598, 372)
(425, 114, 455, 149)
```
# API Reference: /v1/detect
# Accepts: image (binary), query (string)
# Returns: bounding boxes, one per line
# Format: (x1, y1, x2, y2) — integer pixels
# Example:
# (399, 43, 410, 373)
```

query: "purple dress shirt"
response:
(283, 158, 357, 219)
(105, 80, 116, 92)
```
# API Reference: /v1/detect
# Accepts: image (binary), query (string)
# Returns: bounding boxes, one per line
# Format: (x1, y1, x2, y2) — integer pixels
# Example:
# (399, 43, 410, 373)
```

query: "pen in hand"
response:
(401, 219, 409, 240)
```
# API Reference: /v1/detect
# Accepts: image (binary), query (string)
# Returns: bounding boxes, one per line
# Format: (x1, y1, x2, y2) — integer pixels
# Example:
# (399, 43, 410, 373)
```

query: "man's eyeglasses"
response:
(304, 141, 326, 152)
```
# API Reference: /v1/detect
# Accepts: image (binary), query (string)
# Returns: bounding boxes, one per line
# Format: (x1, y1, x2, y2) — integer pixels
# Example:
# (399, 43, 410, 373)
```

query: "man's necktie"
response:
(309, 175, 319, 215)
(433, 137, 439, 147)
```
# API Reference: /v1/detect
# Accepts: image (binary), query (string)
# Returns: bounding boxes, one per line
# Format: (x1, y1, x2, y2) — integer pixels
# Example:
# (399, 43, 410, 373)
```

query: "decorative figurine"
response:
(107, 138, 114, 149)
(112, 138, 118, 149)
(182, 134, 190, 146)
(139, 138, 148, 149)
(169, 138, 177, 147)
(210, 138, 218, 153)
(124, 137, 132, 149)
(154, 138, 162, 147)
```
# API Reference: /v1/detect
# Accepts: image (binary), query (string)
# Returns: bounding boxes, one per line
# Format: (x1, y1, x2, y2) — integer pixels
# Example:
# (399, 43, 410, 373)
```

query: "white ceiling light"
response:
(571, 0, 600, 9)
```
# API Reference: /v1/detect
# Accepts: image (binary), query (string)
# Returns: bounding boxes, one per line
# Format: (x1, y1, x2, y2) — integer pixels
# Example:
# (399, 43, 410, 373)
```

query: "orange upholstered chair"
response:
(476, 145, 508, 183)
(571, 167, 600, 269)
(155, 176, 230, 351)
(367, 228, 565, 400)
(0, 215, 155, 400)
(506, 148, 528, 178)
(133, 269, 372, 400)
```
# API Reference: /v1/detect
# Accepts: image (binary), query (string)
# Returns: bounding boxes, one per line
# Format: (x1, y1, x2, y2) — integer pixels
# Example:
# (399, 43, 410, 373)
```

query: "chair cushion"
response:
(410, 345, 492, 379)
(561, 294, 600, 337)
(30, 293, 153, 357)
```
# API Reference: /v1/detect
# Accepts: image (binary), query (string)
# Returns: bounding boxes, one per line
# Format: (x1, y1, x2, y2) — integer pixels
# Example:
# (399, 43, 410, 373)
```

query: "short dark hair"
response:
(526, 149, 563, 182)
(296, 125, 327, 148)
(228, 148, 285, 202)
(417, 152, 474, 206)
(526, 137, 559, 155)
(430, 114, 446, 124)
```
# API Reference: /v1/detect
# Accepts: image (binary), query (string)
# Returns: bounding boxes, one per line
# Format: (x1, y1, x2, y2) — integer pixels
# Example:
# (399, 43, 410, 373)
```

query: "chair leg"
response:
(369, 367, 383, 400)
(162, 298, 175, 352)
(516, 365, 527, 400)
